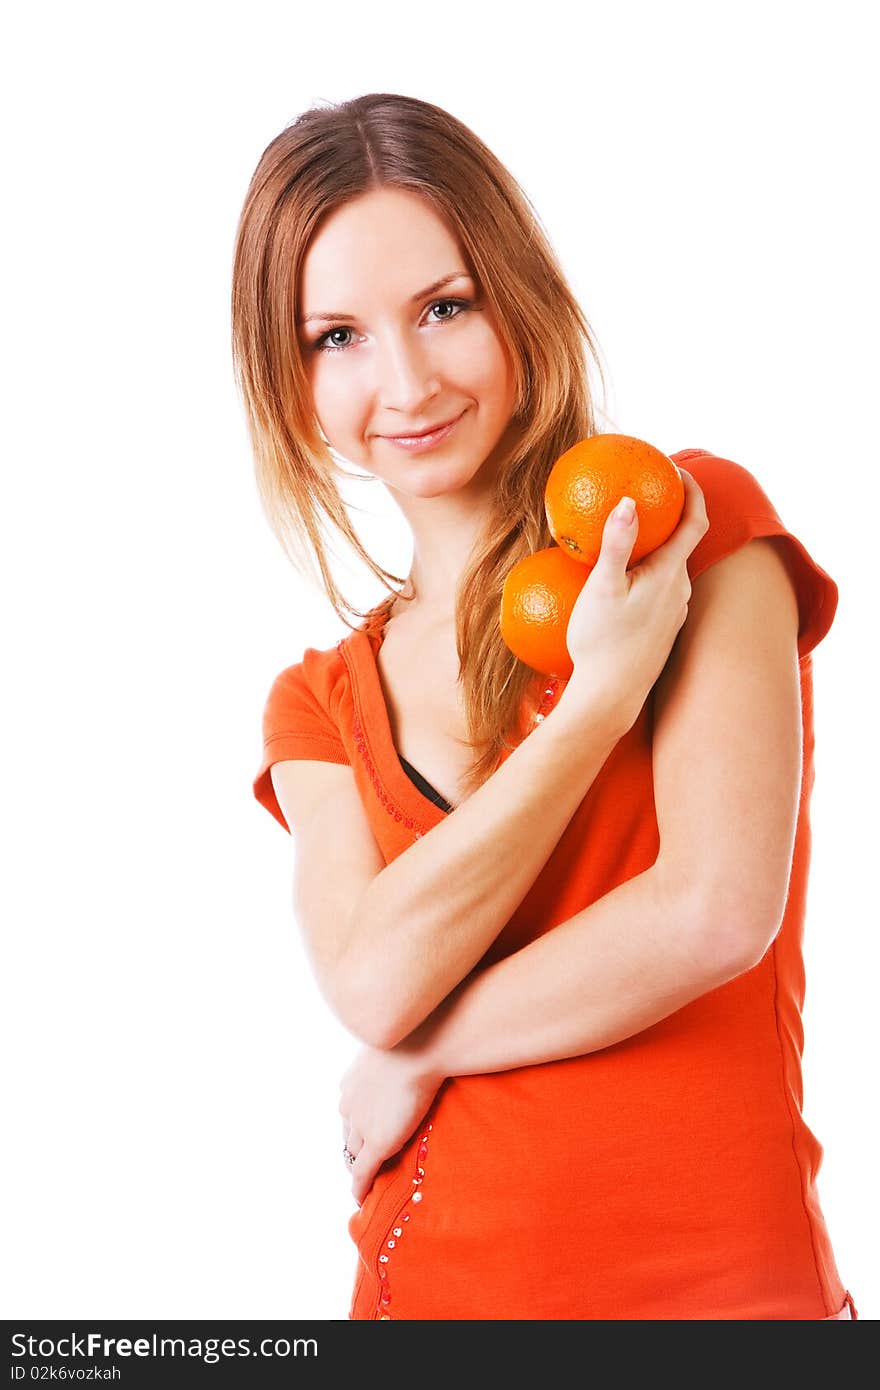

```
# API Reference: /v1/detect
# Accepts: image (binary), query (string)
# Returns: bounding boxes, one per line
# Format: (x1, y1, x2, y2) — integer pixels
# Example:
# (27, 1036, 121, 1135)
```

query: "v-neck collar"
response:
(341, 603, 454, 827)
(339, 599, 562, 829)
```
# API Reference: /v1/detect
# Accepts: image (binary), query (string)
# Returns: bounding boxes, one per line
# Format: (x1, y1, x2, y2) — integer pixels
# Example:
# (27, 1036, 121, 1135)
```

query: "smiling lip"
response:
(382, 411, 465, 450)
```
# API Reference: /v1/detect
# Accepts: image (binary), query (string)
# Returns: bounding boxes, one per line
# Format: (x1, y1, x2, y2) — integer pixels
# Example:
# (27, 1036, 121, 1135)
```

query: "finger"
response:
(675, 468, 710, 546)
(340, 1107, 361, 1142)
(351, 1145, 382, 1207)
(345, 1127, 365, 1158)
(592, 493, 639, 587)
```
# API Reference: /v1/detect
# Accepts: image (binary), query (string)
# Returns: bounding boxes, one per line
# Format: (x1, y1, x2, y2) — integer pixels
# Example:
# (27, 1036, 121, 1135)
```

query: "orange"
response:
(545, 433, 684, 568)
(499, 546, 589, 678)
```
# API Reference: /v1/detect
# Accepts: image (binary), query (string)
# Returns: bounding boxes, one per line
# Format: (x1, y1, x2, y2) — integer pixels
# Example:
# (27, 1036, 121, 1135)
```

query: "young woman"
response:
(235, 92, 856, 1320)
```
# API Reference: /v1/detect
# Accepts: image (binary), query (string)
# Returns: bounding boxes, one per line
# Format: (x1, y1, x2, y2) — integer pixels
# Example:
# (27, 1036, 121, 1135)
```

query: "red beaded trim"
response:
(532, 677, 561, 725)
(373, 1122, 433, 1319)
(346, 628, 561, 838)
(351, 713, 431, 839)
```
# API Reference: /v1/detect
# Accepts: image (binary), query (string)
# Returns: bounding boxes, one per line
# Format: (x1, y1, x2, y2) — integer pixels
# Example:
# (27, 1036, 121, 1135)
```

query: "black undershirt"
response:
(398, 754, 454, 814)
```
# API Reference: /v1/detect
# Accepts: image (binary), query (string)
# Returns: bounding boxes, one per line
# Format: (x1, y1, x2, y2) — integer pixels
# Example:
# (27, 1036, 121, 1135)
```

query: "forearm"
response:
(345, 686, 623, 1047)
(396, 859, 736, 1078)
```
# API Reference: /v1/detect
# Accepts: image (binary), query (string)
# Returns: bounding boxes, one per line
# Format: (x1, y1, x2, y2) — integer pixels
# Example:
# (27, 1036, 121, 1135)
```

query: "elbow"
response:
(356, 993, 433, 1051)
(364, 1017, 414, 1052)
(691, 883, 786, 983)
(322, 909, 453, 1049)
(326, 957, 418, 1052)
(348, 1016, 403, 1052)
(346, 1003, 410, 1052)
(327, 981, 400, 1051)
(347, 1012, 418, 1053)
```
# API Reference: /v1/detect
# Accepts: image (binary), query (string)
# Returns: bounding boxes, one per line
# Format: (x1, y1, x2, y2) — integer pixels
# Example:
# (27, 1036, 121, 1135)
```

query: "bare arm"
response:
(275, 472, 709, 1048)
(407, 533, 803, 1068)
(402, 534, 803, 1073)
(278, 689, 624, 1047)
(369, 665, 630, 1008)
(340, 536, 804, 1199)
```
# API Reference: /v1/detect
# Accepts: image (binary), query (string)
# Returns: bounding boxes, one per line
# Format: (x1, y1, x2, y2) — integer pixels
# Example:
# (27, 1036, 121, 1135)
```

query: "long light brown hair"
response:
(231, 92, 609, 795)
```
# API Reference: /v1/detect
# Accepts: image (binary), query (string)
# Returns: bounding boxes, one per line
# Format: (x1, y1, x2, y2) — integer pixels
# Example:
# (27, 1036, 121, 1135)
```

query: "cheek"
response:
(453, 321, 515, 406)
(308, 365, 359, 432)
(477, 347, 517, 420)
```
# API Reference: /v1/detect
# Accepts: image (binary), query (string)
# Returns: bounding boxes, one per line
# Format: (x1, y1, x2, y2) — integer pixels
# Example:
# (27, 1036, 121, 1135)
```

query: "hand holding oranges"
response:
(560, 467, 708, 731)
(500, 435, 709, 695)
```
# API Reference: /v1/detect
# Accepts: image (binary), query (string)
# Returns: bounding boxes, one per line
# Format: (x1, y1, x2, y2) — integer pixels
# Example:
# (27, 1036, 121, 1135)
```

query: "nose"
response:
(375, 327, 442, 414)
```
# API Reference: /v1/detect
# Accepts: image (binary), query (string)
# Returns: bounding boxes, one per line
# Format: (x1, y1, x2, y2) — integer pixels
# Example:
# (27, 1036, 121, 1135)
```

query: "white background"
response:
(3, 0, 877, 1321)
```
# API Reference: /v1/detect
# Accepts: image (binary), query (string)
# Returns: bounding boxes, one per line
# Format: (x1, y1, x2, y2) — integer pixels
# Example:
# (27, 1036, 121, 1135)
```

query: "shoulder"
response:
(259, 638, 353, 745)
(254, 637, 355, 833)
(670, 448, 780, 546)
(264, 641, 345, 703)
(671, 445, 780, 584)
(670, 446, 838, 659)
(260, 598, 395, 735)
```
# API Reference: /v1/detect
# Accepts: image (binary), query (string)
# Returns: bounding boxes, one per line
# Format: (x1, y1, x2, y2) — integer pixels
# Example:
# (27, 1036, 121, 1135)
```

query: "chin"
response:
(397, 458, 488, 498)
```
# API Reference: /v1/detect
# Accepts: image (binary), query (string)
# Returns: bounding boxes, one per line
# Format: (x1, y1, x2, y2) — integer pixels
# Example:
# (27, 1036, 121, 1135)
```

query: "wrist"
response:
(551, 678, 631, 747)
(395, 1011, 450, 1088)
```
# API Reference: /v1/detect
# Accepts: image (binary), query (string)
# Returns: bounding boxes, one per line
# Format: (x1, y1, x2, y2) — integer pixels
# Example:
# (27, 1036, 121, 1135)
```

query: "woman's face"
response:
(297, 187, 519, 498)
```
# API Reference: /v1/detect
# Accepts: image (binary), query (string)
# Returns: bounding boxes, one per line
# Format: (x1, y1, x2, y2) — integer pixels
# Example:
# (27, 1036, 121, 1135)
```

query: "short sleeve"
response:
(252, 648, 350, 834)
(673, 448, 839, 660)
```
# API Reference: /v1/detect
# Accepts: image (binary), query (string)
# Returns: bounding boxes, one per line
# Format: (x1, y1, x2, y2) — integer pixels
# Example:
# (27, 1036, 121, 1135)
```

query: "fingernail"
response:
(615, 497, 635, 524)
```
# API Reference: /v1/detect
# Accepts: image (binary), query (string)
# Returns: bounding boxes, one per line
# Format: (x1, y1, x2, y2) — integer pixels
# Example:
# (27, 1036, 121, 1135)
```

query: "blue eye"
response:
(311, 298, 471, 354)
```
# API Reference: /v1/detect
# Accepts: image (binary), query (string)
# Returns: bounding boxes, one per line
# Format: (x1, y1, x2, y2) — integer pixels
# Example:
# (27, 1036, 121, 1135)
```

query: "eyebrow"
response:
(298, 272, 473, 326)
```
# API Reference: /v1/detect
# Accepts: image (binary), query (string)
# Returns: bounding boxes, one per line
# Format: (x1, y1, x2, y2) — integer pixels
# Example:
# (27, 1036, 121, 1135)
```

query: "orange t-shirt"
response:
(253, 448, 856, 1320)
